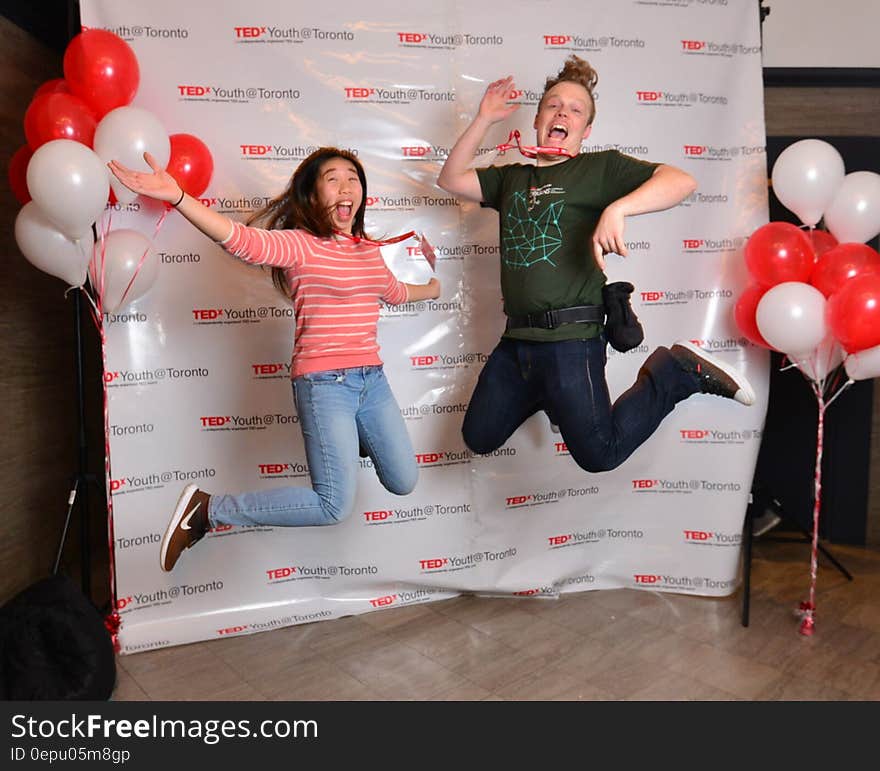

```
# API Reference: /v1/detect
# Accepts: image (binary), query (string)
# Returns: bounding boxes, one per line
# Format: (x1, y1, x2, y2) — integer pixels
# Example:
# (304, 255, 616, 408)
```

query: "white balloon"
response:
(844, 344, 880, 381)
(25, 139, 109, 240)
(823, 171, 880, 245)
(771, 139, 845, 227)
(89, 229, 159, 313)
(791, 337, 845, 384)
(93, 106, 170, 204)
(15, 202, 94, 286)
(755, 281, 828, 356)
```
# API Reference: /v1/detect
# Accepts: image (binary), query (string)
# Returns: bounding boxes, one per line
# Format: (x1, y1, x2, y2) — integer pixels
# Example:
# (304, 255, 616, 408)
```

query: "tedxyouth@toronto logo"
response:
(104, 366, 209, 388)
(109, 467, 216, 496)
(679, 39, 761, 57)
(505, 485, 599, 510)
(633, 573, 737, 592)
(394, 31, 504, 49)
(679, 427, 762, 445)
(631, 478, 743, 494)
(543, 33, 646, 53)
(116, 579, 225, 614)
(419, 547, 517, 574)
(368, 588, 446, 609)
(216, 610, 332, 637)
(191, 305, 294, 324)
(683, 529, 742, 547)
(362, 502, 472, 526)
(635, 90, 728, 108)
(232, 25, 355, 44)
(258, 461, 308, 479)
(176, 83, 301, 104)
(682, 144, 764, 161)
(344, 86, 455, 105)
(199, 413, 299, 432)
(264, 563, 378, 584)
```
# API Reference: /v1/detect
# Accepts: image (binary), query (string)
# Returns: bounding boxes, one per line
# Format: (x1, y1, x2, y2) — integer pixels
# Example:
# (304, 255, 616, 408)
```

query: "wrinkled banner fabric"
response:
(80, 0, 770, 653)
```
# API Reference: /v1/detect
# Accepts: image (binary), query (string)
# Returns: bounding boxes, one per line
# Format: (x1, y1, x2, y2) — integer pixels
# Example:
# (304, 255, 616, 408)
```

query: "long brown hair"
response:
(541, 55, 599, 124)
(246, 147, 368, 296)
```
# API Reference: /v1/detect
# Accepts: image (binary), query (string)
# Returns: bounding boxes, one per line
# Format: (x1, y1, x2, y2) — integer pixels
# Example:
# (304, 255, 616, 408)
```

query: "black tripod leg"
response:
(53, 477, 80, 575)
(816, 542, 854, 581)
(788, 520, 853, 581)
(773, 500, 854, 581)
(742, 502, 753, 627)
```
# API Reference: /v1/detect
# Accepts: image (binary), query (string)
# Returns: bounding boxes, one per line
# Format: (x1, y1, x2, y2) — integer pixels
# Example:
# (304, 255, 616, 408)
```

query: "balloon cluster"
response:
(9, 29, 214, 313)
(735, 139, 880, 384)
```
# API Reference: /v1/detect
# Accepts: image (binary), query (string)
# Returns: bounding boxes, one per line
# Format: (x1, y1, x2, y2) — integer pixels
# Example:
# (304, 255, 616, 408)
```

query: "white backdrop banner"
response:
(80, 0, 770, 654)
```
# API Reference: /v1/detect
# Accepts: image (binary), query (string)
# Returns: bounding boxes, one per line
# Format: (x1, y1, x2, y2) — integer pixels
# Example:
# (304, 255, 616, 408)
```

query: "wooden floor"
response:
(111, 540, 880, 701)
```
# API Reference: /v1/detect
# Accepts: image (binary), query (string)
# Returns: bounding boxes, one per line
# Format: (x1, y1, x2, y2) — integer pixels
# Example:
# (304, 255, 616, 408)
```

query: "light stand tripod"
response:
(51, 287, 104, 603)
(741, 479, 852, 627)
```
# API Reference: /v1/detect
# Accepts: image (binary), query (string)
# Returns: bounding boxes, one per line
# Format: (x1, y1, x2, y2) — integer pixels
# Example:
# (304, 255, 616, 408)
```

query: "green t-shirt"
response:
(476, 150, 659, 341)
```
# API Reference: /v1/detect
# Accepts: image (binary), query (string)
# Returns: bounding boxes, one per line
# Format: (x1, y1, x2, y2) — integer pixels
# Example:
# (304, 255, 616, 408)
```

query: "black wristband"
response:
(172, 189, 185, 207)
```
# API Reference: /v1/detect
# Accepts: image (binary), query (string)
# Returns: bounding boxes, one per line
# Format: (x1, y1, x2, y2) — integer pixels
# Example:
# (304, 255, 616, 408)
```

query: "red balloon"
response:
(734, 284, 774, 349)
(166, 134, 214, 199)
(827, 273, 880, 353)
(23, 92, 97, 150)
(744, 222, 815, 286)
(810, 243, 880, 298)
(8, 145, 32, 204)
(807, 228, 838, 260)
(33, 78, 71, 98)
(63, 29, 139, 119)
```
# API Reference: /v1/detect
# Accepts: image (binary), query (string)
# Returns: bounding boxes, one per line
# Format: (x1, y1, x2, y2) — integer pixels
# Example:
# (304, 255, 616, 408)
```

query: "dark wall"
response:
(0, 0, 74, 53)
(0, 9, 108, 606)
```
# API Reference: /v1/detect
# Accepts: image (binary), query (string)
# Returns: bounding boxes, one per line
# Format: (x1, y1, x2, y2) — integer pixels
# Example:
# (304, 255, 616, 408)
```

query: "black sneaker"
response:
(159, 484, 211, 572)
(670, 340, 755, 406)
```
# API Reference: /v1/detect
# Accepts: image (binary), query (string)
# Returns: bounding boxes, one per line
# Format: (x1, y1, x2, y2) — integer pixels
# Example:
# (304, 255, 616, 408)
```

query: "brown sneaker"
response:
(670, 341, 755, 406)
(159, 484, 211, 572)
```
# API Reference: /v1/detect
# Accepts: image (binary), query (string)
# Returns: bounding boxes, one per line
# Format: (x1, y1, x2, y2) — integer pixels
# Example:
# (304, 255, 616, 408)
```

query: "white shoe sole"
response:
(675, 340, 756, 406)
(159, 483, 199, 572)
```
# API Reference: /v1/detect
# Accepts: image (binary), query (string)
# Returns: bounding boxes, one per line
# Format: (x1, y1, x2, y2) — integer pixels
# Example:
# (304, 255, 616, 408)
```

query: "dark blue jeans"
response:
(462, 337, 700, 472)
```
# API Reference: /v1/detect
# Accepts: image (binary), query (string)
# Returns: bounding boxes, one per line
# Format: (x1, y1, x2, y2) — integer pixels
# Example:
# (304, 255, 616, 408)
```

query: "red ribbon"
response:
(495, 129, 576, 160)
(333, 229, 416, 246)
(334, 230, 436, 270)
(104, 611, 122, 653)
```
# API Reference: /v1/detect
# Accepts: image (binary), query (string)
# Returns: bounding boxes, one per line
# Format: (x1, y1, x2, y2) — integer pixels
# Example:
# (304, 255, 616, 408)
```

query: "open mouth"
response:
(335, 201, 353, 219)
(548, 124, 569, 141)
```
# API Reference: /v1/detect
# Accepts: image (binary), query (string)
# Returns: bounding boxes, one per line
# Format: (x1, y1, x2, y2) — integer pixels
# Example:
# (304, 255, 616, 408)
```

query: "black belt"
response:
(505, 304, 605, 331)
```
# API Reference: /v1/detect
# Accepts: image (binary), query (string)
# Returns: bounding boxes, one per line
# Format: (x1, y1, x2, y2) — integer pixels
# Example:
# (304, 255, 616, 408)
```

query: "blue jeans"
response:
(209, 366, 417, 527)
(462, 337, 700, 472)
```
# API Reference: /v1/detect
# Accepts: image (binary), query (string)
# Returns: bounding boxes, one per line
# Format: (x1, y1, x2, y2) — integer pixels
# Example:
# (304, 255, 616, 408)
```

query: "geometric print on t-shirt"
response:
(501, 191, 565, 268)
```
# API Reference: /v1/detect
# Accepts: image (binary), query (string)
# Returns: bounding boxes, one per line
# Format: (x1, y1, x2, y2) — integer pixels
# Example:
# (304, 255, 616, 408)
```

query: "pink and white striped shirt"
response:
(220, 222, 409, 377)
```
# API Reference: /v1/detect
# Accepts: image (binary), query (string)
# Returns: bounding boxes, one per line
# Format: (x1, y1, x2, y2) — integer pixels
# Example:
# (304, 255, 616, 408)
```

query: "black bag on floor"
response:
(0, 574, 116, 700)
(602, 281, 645, 353)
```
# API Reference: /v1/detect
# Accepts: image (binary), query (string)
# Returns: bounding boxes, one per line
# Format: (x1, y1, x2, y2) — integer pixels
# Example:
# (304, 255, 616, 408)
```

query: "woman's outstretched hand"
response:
(107, 152, 182, 204)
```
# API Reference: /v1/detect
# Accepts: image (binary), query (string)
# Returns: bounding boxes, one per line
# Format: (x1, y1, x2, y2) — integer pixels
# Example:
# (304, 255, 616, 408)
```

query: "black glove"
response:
(602, 281, 644, 353)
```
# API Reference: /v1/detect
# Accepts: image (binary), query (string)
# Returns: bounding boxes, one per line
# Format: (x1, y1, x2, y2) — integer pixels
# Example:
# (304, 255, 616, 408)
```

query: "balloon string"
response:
(796, 375, 852, 637)
(824, 378, 853, 409)
(117, 207, 167, 309)
(798, 383, 825, 636)
(80, 285, 121, 651)
(95, 209, 113, 307)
